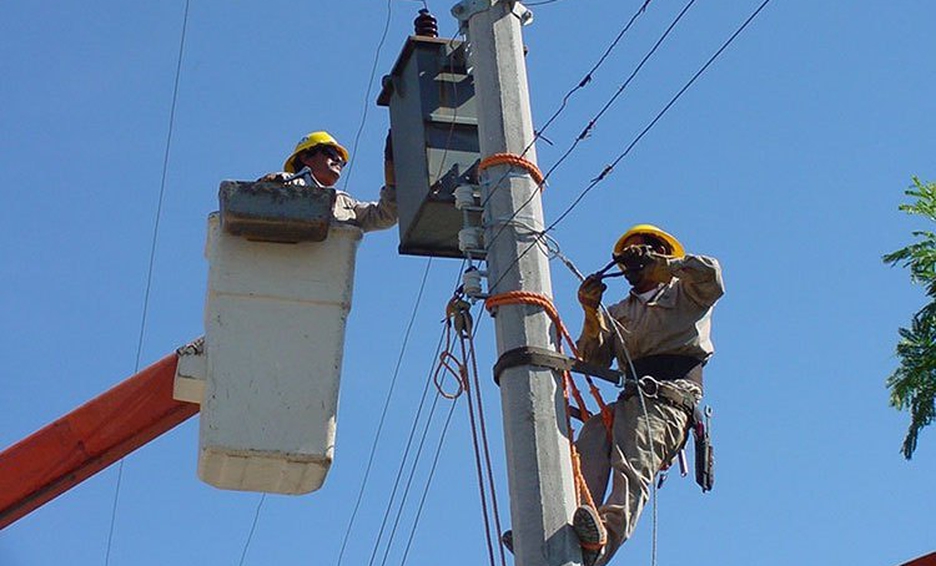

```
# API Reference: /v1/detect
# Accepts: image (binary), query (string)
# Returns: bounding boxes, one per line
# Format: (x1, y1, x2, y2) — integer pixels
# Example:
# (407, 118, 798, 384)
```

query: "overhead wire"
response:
(397, 381, 463, 566)
(341, 0, 394, 191)
(480, 0, 694, 279)
(103, 1, 191, 564)
(397, 302, 494, 566)
(367, 313, 451, 566)
(478, 0, 656, 213)
(487, 0, 774, 294)
(526, 0, 653, 152)
(237, 495, 266, 566)
(336, 257, 435, 566)
(362, 265, 472, 566)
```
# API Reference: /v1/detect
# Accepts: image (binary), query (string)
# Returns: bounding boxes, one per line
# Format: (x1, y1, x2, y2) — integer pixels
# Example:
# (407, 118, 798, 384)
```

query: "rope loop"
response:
(478, 152, 546, 190)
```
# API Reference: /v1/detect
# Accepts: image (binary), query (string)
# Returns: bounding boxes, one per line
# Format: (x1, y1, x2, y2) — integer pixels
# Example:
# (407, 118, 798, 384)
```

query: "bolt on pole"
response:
(453, 1, 583, 565)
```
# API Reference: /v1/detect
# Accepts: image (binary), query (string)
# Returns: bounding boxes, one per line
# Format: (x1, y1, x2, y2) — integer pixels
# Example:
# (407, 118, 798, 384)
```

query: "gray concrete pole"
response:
(453, 2, 583, 565)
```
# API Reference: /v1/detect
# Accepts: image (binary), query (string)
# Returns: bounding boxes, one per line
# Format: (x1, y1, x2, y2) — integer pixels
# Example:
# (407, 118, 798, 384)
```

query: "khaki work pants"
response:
(575, 380, 700, 566)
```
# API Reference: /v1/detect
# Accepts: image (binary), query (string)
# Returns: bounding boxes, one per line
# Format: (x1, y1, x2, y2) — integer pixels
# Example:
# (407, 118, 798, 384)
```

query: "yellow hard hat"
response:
(283, 131, 350, 173)
(613, 224, 685, 258)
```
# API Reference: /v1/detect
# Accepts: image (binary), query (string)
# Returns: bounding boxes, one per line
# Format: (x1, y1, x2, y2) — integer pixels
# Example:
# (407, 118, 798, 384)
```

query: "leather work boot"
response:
(572, 506, 606, 566)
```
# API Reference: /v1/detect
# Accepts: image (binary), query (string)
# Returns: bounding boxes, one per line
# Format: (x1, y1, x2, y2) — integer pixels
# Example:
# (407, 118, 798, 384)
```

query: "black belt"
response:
(624, 354, 704, 388)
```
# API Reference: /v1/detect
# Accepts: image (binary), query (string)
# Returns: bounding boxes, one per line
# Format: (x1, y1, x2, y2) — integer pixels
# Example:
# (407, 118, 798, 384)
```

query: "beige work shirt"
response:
(332, 186, 398, 233)
(577, 254, 725, 368)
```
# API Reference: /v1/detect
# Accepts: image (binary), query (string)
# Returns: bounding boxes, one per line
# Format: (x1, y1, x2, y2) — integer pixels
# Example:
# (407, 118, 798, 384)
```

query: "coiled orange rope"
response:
(478, 153, 545, 190)
(484, 291, 612, 510)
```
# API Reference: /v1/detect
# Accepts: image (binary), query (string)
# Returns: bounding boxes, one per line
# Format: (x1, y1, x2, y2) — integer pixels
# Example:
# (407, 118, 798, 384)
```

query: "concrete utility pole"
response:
(452, 2, 583, 565)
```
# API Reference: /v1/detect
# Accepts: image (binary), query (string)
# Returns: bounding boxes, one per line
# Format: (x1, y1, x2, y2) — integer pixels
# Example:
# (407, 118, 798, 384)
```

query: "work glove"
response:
(384, 130, 396, 187)
(578, 274, 607, 310)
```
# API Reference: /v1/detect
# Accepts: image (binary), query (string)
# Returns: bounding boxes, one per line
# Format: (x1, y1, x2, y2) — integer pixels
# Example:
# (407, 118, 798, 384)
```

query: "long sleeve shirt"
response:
(332, 185, 398, 233)
(577, 254, 725, 369)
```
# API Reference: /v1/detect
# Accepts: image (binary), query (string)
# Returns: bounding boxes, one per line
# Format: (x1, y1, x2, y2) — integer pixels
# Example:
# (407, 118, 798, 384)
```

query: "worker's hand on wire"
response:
(384, 129, 396, 187)
(578, 274, 607, 310)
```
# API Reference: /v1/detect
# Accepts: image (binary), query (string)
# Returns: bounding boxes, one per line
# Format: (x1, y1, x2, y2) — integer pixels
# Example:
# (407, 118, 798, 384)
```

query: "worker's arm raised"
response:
(656, 254, 725, 307)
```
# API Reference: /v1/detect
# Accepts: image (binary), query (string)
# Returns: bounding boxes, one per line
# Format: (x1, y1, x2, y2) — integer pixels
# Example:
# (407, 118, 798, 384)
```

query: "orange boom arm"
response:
(0, 354, 199, 529)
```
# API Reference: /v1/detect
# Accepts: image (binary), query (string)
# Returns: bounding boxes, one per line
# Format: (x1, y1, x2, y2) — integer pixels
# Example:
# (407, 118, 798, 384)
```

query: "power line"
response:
(342, 0, 394, 191)
(364, 267, 469, 566)
(104, 1, 191, 563)
(336, 258, 435, 566)
(237, 495, 266, 566)
(397, 376, 463, 566)
(479, 0, 657, 214)
(488, 0, 774, 293)
(482, 0, 694, 271)
(530, 0, 653, 148)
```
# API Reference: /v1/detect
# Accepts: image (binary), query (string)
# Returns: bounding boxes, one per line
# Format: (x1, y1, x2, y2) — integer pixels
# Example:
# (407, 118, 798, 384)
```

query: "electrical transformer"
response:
(378, 34, 482, 258)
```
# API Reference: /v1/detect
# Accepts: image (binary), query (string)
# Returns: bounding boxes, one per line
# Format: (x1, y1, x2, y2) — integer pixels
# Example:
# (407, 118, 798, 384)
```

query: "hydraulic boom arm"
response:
(0, 353, 199, 529)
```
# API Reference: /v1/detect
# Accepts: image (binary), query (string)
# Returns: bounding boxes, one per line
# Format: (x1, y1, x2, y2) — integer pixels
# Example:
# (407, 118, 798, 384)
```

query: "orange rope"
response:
(485, 291, 613, 431)
(484, 291, 611, 511)
(478, 153, 546, 190)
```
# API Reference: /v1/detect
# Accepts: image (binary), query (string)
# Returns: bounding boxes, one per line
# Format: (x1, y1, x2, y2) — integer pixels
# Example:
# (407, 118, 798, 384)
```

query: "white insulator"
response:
(463, 268, 484, 298)
(454, 184, 477, 210)
(458, 227, 482, 252)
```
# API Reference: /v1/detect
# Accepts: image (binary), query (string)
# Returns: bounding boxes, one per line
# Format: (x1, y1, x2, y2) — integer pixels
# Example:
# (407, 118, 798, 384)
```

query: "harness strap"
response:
(492, 346, 623, 387)
(618, 376, 698, 415)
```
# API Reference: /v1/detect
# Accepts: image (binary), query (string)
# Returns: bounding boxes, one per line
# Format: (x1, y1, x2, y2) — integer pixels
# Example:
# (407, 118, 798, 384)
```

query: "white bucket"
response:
(198, 213, 362, 494)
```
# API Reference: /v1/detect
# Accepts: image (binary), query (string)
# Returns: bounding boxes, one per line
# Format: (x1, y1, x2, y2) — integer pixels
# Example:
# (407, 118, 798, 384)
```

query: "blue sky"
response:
(2, 1, 935, 565)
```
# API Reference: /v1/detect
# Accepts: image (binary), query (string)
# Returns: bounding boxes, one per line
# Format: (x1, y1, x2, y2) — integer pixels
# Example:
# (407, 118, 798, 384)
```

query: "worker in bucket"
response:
(261, 130, 398, 232)
(572, 224, 724, 566)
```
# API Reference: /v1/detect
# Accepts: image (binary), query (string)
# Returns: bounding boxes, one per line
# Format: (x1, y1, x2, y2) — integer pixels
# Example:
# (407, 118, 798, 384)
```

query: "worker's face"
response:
(300, 145, 345, 187)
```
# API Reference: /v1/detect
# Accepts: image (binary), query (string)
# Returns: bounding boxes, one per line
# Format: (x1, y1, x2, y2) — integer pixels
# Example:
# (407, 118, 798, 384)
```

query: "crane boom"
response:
(0, 353, 199, 529)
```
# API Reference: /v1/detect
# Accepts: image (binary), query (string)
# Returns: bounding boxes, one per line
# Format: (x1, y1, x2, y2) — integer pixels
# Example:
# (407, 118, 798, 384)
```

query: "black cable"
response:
(367, 327, 448, 566)
(478, 0, 656, 213)
(396, 378, 461, 566)
(488, 0, 774, 293)
(342, 0, 393, 191)
(482, 0, 694, 273)
(336, 258, 434, 566)
(237, 495, 266, 566)
(529, 0, 653, 148)
(104, 1, 191, 563)
(375, 382, 445, 566)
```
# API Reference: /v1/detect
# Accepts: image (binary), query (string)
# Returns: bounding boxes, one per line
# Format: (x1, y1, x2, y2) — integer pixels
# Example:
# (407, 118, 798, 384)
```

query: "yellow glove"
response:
(578, 274, 607, 310)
